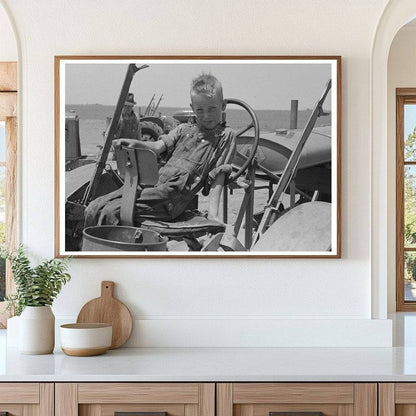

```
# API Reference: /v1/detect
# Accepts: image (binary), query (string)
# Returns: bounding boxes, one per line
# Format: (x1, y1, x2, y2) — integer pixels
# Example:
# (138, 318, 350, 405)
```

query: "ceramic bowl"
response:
(60, 323, 112, 356)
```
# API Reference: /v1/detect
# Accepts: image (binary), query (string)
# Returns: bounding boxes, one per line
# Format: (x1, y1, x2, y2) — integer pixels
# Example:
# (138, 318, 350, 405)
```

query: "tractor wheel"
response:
(140, 120, 163, 142)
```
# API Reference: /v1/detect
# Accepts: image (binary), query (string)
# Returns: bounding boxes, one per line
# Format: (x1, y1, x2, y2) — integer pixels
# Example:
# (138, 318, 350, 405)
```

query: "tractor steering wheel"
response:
(224, 98, 260, 182)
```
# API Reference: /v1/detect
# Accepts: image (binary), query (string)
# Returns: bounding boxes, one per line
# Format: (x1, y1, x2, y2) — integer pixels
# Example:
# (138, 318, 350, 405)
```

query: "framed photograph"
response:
(55, 56, 341, 258)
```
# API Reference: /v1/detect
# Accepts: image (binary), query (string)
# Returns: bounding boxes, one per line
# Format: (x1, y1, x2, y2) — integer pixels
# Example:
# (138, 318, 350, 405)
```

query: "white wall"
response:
(0, 3, 17, 61)
(0, 0, 394, 346)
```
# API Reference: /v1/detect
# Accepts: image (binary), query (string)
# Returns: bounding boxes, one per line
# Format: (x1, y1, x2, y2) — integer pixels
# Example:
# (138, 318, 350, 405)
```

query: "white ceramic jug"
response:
(19, 306, 55, 354)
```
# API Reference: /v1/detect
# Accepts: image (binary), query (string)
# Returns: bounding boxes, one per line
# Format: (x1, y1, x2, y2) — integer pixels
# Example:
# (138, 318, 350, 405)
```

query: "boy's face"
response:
(190, 91, 225, 130)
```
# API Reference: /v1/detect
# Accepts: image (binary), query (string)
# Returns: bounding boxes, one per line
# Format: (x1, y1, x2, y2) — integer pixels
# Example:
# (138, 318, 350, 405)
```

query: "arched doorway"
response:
(387, 20, 416, 312)
(371, 0, 416, 319)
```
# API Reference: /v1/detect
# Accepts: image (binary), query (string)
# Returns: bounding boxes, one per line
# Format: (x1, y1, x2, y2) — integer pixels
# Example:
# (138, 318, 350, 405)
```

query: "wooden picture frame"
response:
(55, 56, 341, 258)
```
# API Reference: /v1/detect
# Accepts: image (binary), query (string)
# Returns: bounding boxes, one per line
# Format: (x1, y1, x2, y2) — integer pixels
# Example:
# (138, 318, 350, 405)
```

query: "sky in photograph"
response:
(64, 60, 333, 111)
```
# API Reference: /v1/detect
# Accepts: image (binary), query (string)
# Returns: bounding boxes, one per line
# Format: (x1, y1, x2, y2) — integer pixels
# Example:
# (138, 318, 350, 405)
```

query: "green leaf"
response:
(4, 245, 71, 315)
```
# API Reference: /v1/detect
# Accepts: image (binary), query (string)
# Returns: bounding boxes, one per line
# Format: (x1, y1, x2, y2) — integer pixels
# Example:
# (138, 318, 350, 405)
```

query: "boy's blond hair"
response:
(190, 73, 223, 101)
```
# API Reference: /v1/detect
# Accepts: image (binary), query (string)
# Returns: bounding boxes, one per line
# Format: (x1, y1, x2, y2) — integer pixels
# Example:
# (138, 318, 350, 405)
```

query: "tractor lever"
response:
(82, 63, 149, 205)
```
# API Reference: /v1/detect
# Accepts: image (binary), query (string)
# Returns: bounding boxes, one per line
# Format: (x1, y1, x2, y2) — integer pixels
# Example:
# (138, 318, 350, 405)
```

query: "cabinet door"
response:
(217, 383, 377, 416)
(0, 383, 53, 416)
(55, 383, 215, 416)
(379, 383, 416, 416)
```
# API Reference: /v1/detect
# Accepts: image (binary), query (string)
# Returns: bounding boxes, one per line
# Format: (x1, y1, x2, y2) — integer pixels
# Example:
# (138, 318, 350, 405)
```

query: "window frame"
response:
(0, 62, 17, 327)
(396, 88, 416, 311)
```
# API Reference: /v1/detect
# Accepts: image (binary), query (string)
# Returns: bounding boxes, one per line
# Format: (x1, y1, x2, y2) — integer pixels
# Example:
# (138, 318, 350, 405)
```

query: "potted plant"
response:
(1, 245, 71, 354)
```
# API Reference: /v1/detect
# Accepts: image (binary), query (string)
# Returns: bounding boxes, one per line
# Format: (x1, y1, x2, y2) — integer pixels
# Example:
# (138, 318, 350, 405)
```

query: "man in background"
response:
(117, 92, 140, 140)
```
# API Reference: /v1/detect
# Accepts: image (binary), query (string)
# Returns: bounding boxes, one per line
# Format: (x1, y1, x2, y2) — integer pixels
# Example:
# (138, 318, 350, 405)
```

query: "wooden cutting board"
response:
(76, 281, 133, 349)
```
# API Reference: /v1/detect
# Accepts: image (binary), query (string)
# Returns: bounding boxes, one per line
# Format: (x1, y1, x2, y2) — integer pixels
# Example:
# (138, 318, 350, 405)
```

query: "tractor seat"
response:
(115, 146, 226, 249)
(139, 211, 226, 238)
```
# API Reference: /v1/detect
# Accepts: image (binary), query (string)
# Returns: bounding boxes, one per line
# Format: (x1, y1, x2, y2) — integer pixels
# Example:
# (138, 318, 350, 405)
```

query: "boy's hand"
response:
(113, 138, 167, 156)
(112, 138, 143, 149)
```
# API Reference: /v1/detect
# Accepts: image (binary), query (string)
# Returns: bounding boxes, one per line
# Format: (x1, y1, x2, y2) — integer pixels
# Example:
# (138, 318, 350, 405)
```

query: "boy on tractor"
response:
(84, 73, 236, 228)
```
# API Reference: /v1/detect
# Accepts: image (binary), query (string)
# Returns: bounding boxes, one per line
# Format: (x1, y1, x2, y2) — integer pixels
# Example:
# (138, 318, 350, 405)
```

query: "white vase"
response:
(19, 305, 55, 354)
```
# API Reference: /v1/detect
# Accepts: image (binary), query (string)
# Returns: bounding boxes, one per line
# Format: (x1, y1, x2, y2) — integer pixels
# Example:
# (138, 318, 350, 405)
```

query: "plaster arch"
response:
(371, 0, 416, 319)
(0, 1, 19, 61)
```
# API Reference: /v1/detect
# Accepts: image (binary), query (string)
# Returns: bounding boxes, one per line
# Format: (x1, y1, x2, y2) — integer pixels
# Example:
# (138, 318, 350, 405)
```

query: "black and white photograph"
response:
(56, 57, 341, 257)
